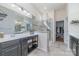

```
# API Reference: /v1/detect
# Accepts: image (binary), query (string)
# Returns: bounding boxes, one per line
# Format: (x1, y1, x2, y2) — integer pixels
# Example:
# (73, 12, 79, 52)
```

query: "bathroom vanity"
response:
(70, 35, 79, 56)
(0, 4, 39, 56)
(0, 33, 38, 56)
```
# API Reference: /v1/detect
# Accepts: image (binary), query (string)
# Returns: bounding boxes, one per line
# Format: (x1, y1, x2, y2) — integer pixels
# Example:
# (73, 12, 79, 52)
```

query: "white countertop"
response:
(0, 32, 38, 43)
(70, 33, 79, 39)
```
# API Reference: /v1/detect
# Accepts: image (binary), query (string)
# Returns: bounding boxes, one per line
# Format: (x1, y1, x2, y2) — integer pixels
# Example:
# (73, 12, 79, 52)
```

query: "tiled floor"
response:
(28, 41, 74, 56)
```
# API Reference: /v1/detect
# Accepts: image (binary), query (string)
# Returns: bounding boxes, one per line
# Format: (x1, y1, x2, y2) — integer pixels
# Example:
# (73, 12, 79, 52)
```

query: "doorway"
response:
(56, 21, 64, 42)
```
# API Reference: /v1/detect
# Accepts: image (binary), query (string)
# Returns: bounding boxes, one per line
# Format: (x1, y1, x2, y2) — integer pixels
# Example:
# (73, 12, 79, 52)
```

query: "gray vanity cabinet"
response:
(0, 35, 38, 56)
(0, 45, 1, 56)
(0, 39, 21, 56)
(20, 37, 28, 56)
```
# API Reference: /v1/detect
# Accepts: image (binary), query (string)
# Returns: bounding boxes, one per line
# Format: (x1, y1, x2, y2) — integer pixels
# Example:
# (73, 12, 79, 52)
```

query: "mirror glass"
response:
(0, 5, 32, 34)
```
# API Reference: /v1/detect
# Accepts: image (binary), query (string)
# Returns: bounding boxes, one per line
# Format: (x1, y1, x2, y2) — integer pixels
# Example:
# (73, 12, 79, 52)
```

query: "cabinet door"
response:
(21, 38, 28, 56)
(2, 44, 21, 56)
(0, 44, 1, 56)
(22, 46, 28, 56)
(1, 40, 19, 49)
(0, 51, 1, 56)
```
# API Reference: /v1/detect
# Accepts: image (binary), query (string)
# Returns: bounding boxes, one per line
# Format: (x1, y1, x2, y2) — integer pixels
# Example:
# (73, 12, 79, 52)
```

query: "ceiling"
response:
(17, 3, 67, 16)
(31, 3, 66, 13)
(0, 3, 67, 18)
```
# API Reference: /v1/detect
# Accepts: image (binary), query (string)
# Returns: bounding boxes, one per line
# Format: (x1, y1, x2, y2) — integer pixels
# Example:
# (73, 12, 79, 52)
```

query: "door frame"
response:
(54, 16, 68, 46)
(56, 20, 64, 42)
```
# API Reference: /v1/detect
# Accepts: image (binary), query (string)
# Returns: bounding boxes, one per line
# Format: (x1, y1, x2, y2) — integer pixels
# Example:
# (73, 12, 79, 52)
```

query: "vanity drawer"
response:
(1, 44, 21, 56)
(21, 38, 28, 42)
(1, 39, 19, 49)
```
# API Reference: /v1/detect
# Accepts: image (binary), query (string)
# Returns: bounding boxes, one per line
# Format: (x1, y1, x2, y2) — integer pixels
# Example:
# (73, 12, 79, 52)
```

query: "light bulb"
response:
(11, 4, 16, 7)
(23, 10, 26, 13)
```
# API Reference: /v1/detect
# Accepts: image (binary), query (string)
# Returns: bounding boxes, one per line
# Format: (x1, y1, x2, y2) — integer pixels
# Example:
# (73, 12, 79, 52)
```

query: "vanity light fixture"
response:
(26, 13, 30, 16)
(23, 10, 27, 13)
(23, 10, 31, 17)
(11, 4, 16, 7)
(0, 11, 7, 21)
(11, 3, 32, 18)
(18, 7, 22, 11)
(11, 4, 22, 11)
(23, 10, 29, 15)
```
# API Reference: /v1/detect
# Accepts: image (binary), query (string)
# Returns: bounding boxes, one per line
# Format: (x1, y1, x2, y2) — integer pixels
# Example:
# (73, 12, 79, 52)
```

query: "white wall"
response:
(55, 6, 69, 48)
(55, 7, 67, 21)
(64, 17, 68, 47)
(68, 3, 79, 48)
(68, 3, 79, 37)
